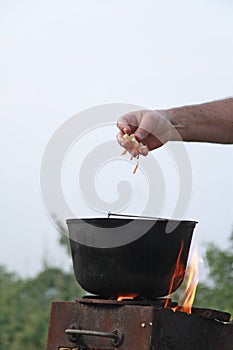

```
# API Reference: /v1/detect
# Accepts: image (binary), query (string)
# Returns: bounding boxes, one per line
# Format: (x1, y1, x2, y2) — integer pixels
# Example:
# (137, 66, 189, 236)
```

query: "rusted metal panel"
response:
(151, 308, 233, 350)
(46, 301, 154, 350)
(191, 306, 231, 322)
(46, 300, 233, 350)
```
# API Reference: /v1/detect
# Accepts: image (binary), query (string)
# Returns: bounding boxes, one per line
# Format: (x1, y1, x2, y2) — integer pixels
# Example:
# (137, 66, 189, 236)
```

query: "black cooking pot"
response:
(66, 216, 197, 298)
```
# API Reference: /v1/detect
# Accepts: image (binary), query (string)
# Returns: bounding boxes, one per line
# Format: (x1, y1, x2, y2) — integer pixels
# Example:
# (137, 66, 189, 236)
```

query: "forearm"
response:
(163, 98, 233, 144)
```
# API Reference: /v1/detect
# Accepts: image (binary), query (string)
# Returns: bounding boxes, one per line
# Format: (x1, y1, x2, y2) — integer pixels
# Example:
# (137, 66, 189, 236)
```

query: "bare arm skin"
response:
(167, 98, 233, 144)
(117, 98, 233, 155)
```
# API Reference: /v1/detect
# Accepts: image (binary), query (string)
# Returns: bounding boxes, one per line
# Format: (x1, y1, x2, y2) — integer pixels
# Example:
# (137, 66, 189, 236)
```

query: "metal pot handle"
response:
(107, 211, 161, 220)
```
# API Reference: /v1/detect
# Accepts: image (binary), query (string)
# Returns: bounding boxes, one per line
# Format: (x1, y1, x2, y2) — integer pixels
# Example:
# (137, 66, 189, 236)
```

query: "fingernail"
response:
(135, 133, 143, 141)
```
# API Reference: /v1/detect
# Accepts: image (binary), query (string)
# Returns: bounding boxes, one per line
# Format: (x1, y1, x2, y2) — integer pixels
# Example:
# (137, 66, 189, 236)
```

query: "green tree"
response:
(194, 231, 233, 314)
(0, 231, 84, 349)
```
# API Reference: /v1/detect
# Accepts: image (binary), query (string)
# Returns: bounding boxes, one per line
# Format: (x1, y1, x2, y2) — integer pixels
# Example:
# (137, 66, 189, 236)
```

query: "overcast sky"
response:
(0, 0, 233, 279)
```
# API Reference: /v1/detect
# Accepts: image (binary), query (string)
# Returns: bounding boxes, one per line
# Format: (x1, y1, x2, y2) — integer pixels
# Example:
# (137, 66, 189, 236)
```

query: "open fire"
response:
(165, 242, 199, 314)
(178, 248, 199, 313)
(117, 294, 138, 302)
(164, 240, 185, 308)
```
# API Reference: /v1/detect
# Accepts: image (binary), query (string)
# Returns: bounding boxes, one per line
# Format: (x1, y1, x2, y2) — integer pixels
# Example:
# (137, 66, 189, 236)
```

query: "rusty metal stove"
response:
(47, 216, 233, 349)
(46, 295, 233, 350)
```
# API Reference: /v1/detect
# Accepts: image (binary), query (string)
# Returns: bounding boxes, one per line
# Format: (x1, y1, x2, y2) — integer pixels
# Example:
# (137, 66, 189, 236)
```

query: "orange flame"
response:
(117, 293, 138, 301)
(165, 243, 199, 314)
(164, 241, 185, 308)
(179, 249, 199, 314)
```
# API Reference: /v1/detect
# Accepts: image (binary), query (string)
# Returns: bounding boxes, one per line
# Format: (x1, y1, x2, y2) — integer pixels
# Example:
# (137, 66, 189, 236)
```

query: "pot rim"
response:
(66, 217, 198, 226)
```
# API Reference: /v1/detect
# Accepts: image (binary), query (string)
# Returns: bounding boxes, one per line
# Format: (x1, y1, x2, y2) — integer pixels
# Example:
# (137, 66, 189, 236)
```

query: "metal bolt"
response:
(141, 323, 146, 327)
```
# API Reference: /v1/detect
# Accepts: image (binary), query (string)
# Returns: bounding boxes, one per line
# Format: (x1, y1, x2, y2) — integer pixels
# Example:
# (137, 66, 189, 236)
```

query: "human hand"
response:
(117, 109, 176, 156)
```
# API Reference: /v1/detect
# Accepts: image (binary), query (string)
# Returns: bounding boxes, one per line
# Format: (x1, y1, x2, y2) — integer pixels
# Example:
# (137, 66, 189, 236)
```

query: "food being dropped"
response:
(121, 134, 148, 174)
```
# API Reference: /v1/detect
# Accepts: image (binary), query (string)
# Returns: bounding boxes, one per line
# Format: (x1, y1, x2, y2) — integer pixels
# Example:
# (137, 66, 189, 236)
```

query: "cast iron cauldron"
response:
(66, 216, 197, 298)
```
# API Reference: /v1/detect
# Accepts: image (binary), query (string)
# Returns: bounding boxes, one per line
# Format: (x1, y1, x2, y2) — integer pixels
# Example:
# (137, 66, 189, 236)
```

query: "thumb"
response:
(134, 118, 151, 142)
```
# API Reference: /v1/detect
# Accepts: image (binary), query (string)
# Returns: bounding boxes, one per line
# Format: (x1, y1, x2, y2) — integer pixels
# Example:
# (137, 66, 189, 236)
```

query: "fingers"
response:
(117, 112, 139, 135)
(117, 117, 131, 135)
(117, 111, 152, 142)
(117, 109, 173, 157)
(141, 145, 149, 156)
(117, 131, 149, 157)
(117, 131, 127, 148)
(117, 131, 137, 153)
(117, 110, 152, 157)
(134, 114, 152, 142)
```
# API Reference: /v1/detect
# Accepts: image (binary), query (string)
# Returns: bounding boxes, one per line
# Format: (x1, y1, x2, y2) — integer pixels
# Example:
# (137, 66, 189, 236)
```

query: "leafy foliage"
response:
(195, 231, 233, 314)
(0, 237, 83, 348)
